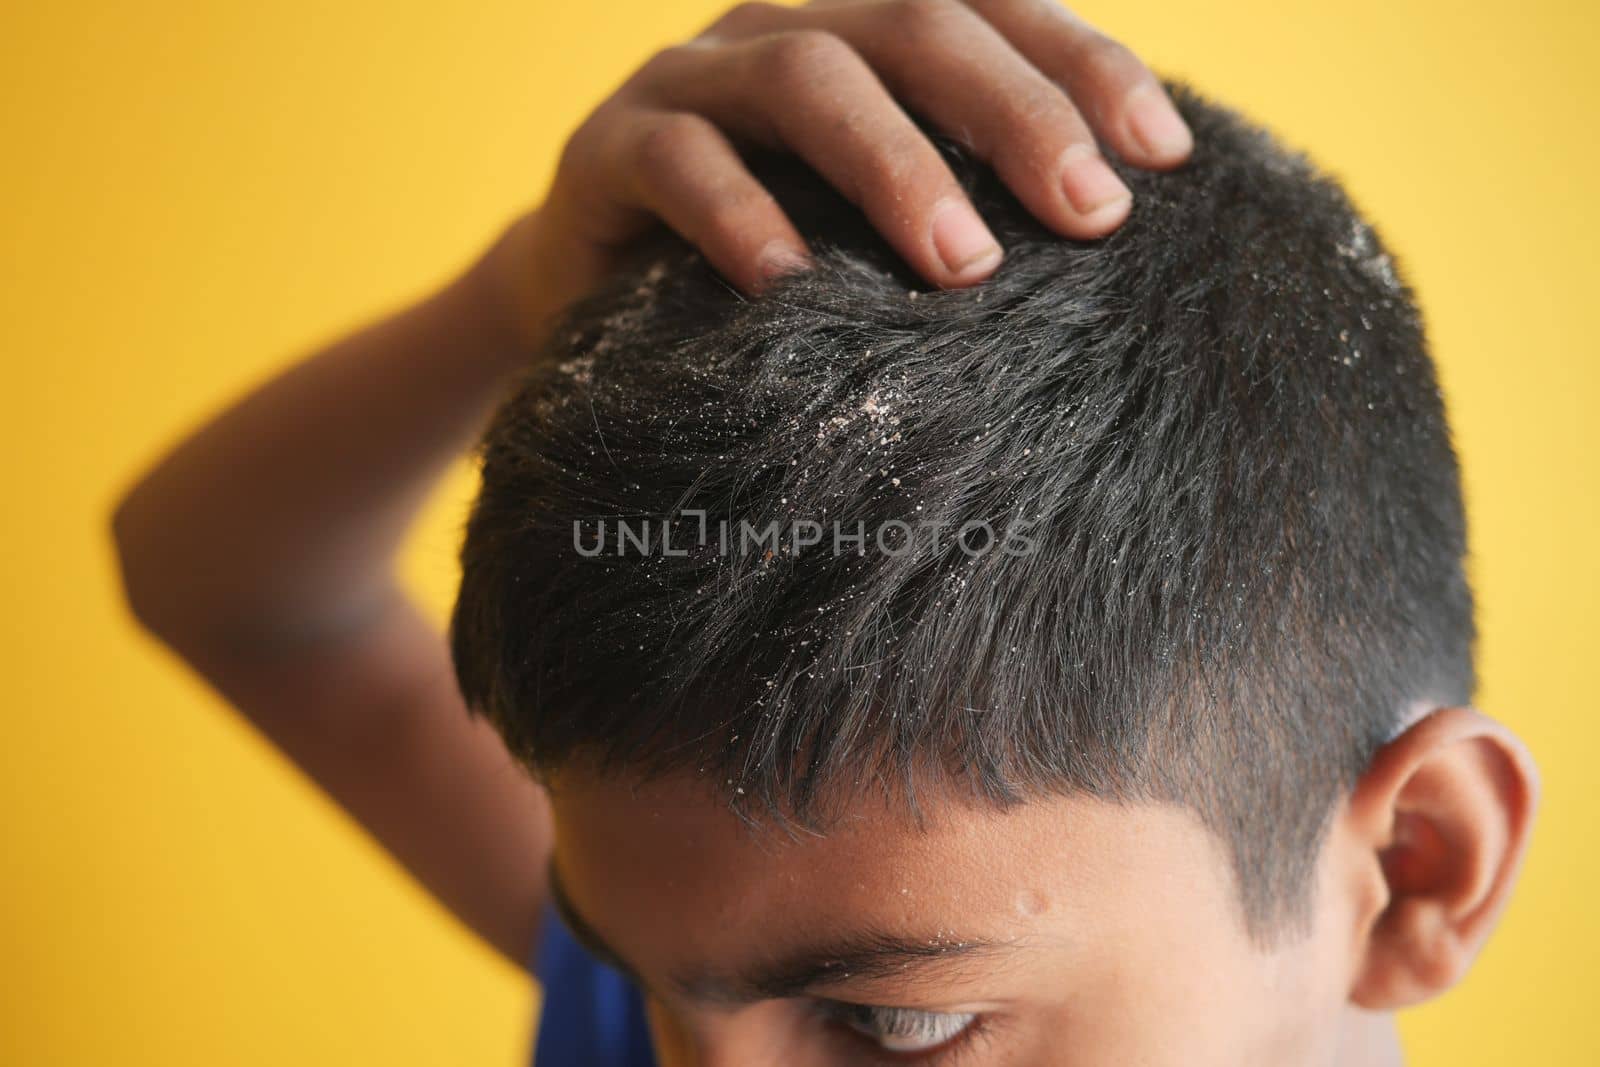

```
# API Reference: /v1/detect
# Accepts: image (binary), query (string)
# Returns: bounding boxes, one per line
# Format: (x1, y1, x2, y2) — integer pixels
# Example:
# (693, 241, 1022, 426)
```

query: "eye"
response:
(821, 1001, 979, 1054)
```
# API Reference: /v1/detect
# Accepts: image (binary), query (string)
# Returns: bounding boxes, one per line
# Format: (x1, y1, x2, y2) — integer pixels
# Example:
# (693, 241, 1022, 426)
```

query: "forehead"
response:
(546, 767, 1244, 986)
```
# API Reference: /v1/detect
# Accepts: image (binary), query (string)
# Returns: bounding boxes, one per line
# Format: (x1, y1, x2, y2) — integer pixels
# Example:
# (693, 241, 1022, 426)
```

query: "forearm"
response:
(113, 215, 548, 654)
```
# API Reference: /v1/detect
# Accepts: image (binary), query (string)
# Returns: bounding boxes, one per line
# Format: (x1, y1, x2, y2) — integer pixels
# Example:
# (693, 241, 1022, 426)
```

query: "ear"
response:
(1344, 705, 1540, 1010)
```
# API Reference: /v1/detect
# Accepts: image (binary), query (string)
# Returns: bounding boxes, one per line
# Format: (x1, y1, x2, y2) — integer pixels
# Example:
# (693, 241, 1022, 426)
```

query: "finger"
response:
(969, 0, 1193, 169)
(614, 109, 814, 295)
(788, 0, 1139, 237)
(643, 33, 1006, 288)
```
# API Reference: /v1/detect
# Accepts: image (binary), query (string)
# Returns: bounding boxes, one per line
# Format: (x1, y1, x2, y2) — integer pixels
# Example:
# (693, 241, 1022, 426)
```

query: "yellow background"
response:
(3, 1, 1594, 1063)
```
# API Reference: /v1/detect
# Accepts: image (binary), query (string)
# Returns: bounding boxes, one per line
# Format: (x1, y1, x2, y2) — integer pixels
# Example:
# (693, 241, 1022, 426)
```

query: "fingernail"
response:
(931, 199, 1003, 275)
(1125, 85, 1193, 160)
(1060, 144, 1131, 216)
(757, 241, 812, 283)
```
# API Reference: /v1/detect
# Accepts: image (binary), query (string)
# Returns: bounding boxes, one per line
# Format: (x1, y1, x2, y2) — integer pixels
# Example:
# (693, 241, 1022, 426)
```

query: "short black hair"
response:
(450, 82, 1475, 939)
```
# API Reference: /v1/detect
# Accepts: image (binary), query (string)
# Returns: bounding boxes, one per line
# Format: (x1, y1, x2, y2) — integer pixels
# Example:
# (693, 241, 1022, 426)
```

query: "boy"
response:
(111, 2, 1538, 1064)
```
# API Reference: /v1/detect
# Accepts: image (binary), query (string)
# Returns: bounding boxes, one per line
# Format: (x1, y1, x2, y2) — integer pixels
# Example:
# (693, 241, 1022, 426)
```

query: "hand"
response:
(489, 0, 1193, 346)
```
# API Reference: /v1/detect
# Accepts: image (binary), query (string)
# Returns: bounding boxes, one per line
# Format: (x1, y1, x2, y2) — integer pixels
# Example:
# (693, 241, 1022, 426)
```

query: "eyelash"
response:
(815, 1001, 994, 1064)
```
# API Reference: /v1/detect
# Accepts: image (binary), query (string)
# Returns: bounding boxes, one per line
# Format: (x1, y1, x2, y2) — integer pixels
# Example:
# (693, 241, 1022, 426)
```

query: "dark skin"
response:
(543, 706, 1535, 1064)
(491, 0, 1195, 342)
(109, 2, 1538, 1062)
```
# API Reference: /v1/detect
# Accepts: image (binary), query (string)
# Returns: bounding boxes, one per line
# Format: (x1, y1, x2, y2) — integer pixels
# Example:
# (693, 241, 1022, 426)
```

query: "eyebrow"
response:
(546, 857, 1019, 1006)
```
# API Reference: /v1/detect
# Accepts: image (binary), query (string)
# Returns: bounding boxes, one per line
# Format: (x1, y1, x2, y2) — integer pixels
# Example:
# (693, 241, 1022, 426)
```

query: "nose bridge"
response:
(647, 997, 804, 1067)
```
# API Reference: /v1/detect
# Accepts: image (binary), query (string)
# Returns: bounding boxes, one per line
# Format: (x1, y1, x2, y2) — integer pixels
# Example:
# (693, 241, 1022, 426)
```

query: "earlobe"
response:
(1345, 706, 1540, 1010)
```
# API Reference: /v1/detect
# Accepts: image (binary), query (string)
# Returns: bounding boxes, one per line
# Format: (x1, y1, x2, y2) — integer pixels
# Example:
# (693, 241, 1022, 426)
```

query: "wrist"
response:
(467, 207, 579, 363)
(457, 213, 552, 366)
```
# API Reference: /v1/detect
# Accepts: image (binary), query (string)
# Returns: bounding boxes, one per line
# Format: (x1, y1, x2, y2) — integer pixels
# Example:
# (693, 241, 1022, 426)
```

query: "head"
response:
(452, 84, 1537, 1065)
